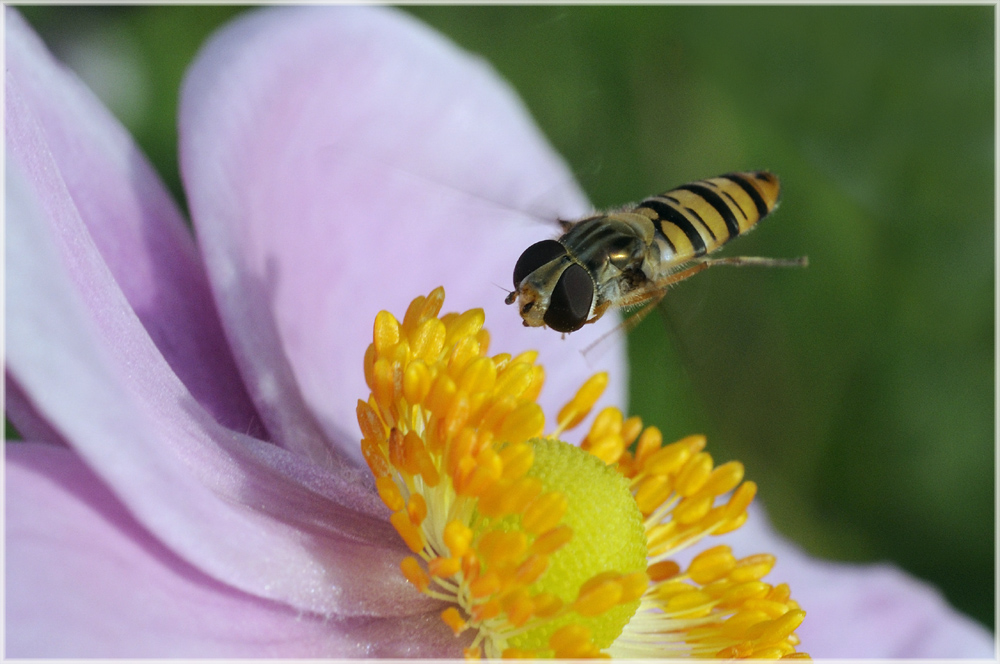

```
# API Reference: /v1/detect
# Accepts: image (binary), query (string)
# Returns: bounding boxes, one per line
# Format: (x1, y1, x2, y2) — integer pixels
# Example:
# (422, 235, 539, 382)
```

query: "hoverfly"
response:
(505, 171, 806, 333)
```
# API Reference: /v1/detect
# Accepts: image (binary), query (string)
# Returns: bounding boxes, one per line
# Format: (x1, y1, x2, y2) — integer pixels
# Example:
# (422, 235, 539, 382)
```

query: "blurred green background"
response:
(19, 6, 994, 630)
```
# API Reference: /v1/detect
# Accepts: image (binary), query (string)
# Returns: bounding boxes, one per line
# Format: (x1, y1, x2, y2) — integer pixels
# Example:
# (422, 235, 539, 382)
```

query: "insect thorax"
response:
(561, 215, 660, 306)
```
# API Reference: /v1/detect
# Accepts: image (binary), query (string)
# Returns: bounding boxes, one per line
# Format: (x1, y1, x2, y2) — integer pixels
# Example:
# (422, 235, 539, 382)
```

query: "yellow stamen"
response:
(357, 288, 807, 659)
(529, 525, 573, 556)
(401, 555, 430, 591)
(553, 372, 608, 437)
(428, 556, 461, 578)
(442, 607, 468, 635)
(521, 492, 568, 535)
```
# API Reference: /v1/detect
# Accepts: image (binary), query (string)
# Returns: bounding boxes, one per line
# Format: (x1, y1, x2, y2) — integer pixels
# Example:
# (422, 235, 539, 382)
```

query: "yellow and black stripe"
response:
(637, 171, 781, 263)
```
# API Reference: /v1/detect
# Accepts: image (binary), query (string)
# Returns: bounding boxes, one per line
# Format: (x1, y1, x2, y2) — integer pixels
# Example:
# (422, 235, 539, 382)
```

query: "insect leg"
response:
(643, 254, 809, 294)
(695, 255, 809, 268)
(601, 254, 809, 335)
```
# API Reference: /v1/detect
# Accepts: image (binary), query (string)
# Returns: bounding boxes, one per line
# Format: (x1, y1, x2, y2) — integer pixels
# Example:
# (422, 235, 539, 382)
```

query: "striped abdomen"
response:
(636, 171, 781, 267)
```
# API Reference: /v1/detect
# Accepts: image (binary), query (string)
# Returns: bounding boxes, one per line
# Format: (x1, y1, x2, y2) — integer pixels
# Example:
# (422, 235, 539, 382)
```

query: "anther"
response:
(401, 556, 430, 591)
(555, 372, 609, 434)
(441, 607, 467, 635)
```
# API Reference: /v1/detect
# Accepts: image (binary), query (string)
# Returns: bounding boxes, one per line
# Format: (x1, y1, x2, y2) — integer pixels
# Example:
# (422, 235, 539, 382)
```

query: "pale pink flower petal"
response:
(6, 442, 462, 658)
(6, 76, 431, 619)
(5, 376, 66, 445)
(179, 5, 628, 469)
(5, 7, 258, 434)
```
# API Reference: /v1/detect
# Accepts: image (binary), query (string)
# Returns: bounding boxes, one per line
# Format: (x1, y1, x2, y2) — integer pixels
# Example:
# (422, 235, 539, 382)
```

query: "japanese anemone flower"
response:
(5, 5, 994, 658)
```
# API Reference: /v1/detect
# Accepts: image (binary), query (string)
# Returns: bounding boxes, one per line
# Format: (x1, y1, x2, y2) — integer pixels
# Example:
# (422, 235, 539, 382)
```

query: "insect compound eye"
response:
(543, 263, 594, 333)
(512, 239, 567, 288)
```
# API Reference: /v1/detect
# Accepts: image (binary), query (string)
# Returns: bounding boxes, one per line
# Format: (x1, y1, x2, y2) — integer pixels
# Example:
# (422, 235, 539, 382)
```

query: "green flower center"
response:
(508, 437, 647, 651)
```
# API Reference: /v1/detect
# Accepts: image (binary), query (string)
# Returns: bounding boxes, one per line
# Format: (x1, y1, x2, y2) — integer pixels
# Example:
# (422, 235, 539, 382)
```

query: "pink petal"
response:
(179, 6, 628, 467)
(5, 374, 66, 445)
(728, 505, 995, 657)
(4, 8, 258, 435)
(6, 130, 433, 618)
(7, 442, 463, 658)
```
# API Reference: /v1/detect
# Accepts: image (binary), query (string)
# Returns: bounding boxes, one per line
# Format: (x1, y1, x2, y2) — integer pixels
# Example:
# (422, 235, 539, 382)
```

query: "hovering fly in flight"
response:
(505, 171, 806, 333)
